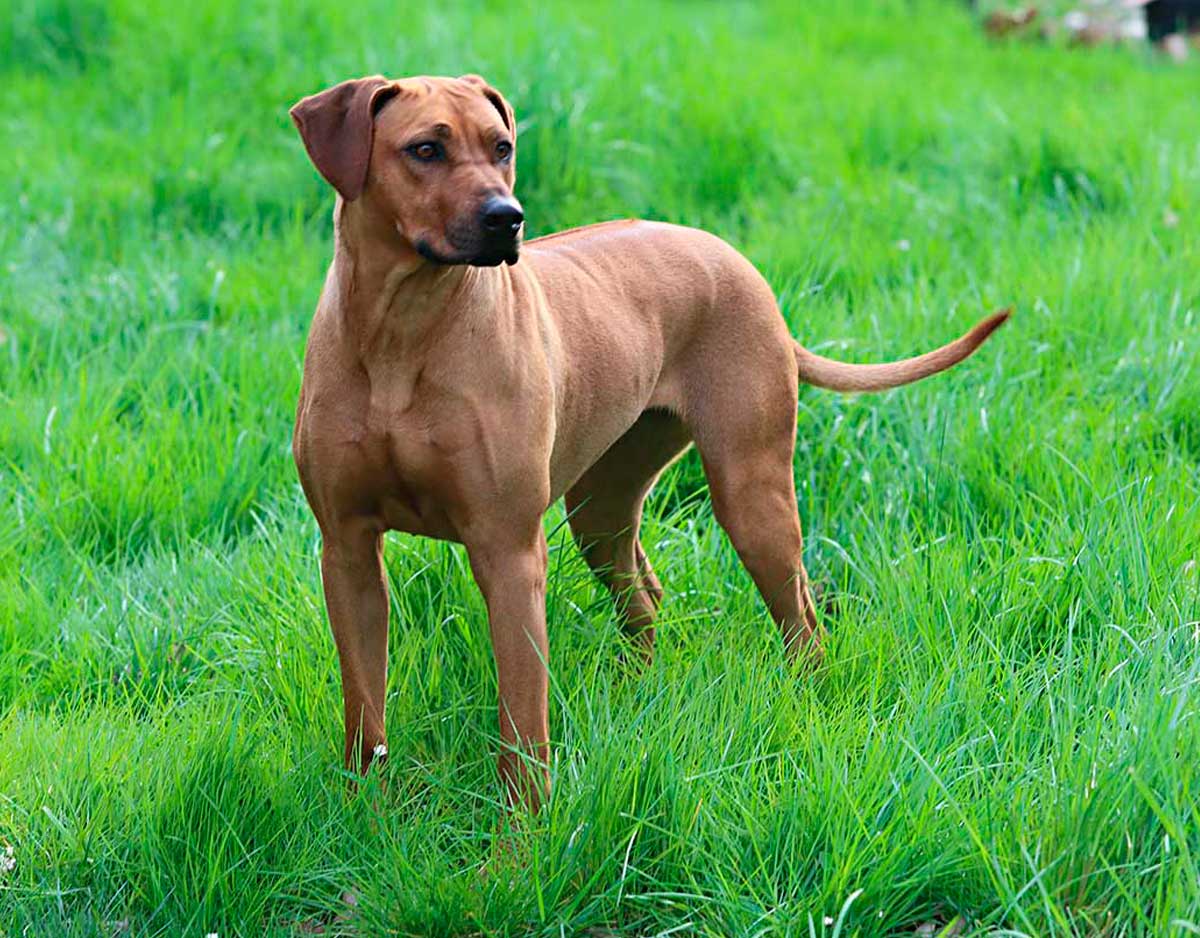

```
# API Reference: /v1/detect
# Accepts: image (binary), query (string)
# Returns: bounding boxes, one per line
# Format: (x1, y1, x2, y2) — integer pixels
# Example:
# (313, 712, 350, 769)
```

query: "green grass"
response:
(2, 0, 1199, 934)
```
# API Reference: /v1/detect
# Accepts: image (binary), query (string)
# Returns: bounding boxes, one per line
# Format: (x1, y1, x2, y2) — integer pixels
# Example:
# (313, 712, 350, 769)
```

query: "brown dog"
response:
(289, 74, 1009, 810)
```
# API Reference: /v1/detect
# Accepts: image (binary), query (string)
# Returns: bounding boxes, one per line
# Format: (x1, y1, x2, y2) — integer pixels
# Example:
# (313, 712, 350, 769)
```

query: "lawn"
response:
(2, 0, 1199, 934)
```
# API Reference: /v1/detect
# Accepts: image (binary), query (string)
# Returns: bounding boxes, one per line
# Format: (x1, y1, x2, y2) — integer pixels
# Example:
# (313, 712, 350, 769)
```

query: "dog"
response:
(289, 74, 1009, 810)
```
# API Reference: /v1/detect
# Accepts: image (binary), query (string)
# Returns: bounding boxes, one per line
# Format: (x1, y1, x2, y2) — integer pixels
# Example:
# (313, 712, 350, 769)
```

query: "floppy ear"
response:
(289, 76, 400, 202)
(459, 74, 516, 140)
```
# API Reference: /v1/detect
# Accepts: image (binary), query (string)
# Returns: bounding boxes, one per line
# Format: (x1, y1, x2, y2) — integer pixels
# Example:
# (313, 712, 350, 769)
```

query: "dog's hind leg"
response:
(686, 336, 823, 665)
(565, 409, 692, 661)
(699, 443, 822, 665)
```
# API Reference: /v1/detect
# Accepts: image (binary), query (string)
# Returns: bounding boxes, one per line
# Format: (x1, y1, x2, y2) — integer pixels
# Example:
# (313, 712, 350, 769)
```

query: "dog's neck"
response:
(331, 198, 504, 359)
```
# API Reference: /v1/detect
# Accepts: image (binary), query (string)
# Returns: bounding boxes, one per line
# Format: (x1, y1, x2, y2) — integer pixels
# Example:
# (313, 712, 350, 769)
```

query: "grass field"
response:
(3, 0, 1200, 934)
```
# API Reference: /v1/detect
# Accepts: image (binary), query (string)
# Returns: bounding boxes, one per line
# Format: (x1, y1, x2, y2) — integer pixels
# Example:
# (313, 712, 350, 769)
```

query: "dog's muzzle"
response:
(473, 195, 523, 266)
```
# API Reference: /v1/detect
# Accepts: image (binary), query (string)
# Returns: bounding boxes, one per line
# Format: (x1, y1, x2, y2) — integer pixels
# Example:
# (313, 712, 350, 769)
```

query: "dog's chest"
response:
(297, 359, 550, 542)
(364, 393, 478, 541)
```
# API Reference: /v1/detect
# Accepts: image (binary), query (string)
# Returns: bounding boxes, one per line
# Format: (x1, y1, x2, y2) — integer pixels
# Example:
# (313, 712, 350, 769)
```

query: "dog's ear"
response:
(459, 74, 516, 140)
(290, 76, 400, 202)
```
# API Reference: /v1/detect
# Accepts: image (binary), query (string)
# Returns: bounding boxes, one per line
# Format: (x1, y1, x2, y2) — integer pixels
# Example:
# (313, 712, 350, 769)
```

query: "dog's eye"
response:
(495, 140, 513, 163)
(407, 142, 442, 162)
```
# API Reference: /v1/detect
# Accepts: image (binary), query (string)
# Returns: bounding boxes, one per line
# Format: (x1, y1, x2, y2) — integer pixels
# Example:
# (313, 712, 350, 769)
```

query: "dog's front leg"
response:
(464, 523, 551, 811)
(320, 523, 390, 774)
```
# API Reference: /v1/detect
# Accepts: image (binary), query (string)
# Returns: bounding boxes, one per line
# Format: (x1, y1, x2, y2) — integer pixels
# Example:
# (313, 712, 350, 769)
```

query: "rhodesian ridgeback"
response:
(289, 74, 1009, 810)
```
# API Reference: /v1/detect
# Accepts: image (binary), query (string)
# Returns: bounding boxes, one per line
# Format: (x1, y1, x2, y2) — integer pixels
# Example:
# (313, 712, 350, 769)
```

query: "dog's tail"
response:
(794, 308, 1011, 393)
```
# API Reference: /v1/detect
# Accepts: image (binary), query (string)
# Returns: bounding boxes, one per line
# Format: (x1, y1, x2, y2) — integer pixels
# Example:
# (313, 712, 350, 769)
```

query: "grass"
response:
(2, 0, 1199, 933)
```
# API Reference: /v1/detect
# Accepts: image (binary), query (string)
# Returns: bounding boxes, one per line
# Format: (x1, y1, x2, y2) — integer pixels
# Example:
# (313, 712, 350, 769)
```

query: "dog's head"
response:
(290, 74, 522, 267)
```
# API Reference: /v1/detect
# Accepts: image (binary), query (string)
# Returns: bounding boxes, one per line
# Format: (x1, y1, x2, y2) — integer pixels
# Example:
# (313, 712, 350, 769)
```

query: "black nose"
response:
(480, 196, 524, 234)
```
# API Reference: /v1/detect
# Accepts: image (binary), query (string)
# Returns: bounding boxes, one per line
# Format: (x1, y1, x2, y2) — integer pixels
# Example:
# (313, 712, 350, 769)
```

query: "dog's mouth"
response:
(415, 236, 520, 268)
(413, 211, 522, 268)
(469, 242, 521, 267)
